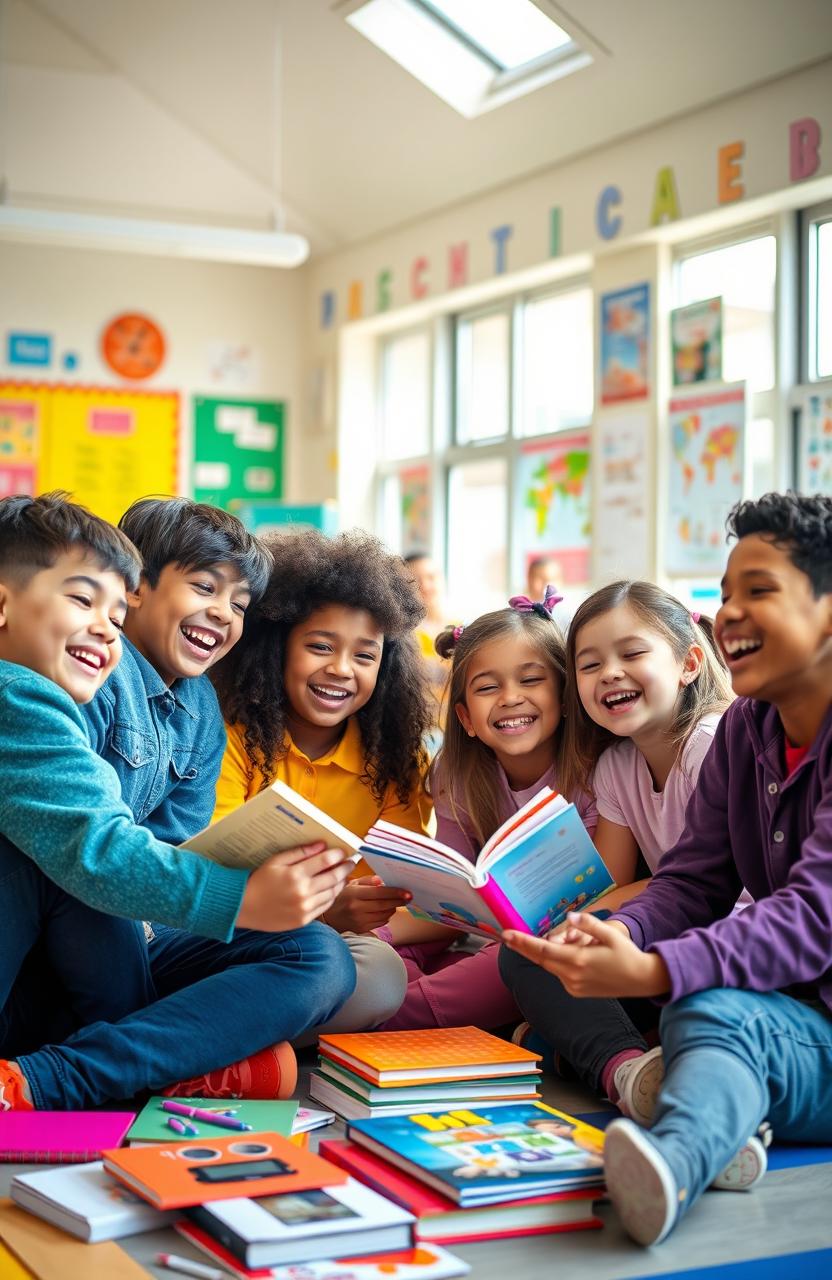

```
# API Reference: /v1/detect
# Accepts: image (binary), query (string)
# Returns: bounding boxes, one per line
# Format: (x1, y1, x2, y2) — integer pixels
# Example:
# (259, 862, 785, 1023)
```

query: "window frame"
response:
(801, 198, 832, 384)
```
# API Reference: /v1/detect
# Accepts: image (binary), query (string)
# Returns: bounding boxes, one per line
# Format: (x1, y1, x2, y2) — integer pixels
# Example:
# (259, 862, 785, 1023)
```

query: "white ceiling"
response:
(3, 0, 832, 257)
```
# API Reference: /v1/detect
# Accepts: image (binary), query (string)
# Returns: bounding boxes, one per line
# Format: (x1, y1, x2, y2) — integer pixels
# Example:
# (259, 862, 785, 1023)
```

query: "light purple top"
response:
(433, 760, 598, 862)
(593, 714, 721, 873)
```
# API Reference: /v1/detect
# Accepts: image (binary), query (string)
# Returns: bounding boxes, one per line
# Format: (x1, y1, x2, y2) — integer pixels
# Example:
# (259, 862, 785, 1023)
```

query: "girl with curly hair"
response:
(212, 526, 450, 1033)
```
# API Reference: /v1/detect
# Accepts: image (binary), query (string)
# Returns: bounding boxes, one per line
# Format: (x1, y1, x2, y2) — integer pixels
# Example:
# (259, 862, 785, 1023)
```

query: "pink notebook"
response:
(0, 1111, 135, 1163)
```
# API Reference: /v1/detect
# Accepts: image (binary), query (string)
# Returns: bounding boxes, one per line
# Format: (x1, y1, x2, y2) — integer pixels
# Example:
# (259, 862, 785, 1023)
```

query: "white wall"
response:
(0, 241, 307, 498)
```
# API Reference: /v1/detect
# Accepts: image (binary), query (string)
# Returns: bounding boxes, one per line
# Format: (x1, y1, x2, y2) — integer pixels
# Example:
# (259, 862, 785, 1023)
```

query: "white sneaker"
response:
(613, 1046, 665, 1127)
(711, 1124, 771, 1191)
(604, 1118, 684, 1246)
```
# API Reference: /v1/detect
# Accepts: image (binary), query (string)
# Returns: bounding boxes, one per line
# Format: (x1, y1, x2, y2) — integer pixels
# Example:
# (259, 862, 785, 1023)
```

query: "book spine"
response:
(185, 1204, 249, 1265)
(1, 1151, 94, 1163)
(478, 876, 530, 931)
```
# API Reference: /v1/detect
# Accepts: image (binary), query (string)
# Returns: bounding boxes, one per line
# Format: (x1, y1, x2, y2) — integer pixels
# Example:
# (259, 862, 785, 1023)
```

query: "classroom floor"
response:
(3, 1053, 832, 1279)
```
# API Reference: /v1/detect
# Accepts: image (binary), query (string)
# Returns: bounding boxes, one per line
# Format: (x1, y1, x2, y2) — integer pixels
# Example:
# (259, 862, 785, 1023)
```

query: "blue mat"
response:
(575, 1110, 832, 1171)
(628, 1247, 832, 1279)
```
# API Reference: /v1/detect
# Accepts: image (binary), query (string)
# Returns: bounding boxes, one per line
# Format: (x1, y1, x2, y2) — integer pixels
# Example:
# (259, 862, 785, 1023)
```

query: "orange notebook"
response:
(318, 1027, 541, 1086)
(101, 1132, 346, 1211)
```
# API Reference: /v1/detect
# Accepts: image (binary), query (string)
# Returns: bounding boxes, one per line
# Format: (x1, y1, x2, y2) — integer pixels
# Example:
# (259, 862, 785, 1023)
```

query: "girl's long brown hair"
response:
(432, 608, 567, 849)
(560, 580, 734, 799)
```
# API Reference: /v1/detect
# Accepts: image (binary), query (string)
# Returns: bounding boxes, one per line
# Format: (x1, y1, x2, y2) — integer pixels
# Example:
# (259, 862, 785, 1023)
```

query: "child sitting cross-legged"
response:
(0, 493, 355, 1112)
(502, 492, 832, 1246)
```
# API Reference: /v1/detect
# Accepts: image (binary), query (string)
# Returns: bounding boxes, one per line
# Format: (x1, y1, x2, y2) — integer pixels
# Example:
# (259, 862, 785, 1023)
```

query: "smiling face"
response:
(283, 604, 384, 756)
(0, 548, 126, 703)
(124, 561, 250, 686)
(574, 602, 701, 743)
(455, 633, 562, 783)
(716, 533, 832, 704)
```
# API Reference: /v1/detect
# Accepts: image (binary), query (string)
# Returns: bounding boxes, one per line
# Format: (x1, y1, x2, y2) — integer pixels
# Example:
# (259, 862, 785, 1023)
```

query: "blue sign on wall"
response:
(7, 332, 52, 366)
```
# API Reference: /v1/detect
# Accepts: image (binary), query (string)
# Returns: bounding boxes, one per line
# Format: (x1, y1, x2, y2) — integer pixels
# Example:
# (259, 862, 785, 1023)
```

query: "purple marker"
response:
(161, 1100, 252, 1131)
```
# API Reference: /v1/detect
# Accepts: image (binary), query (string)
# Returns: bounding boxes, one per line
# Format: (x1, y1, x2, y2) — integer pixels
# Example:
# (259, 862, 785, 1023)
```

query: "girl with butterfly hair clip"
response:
(375, 586, 597, 1030)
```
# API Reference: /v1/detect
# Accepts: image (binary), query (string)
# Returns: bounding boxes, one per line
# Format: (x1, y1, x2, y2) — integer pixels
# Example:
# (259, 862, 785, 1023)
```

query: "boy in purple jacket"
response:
(502, 491, 832, 1245)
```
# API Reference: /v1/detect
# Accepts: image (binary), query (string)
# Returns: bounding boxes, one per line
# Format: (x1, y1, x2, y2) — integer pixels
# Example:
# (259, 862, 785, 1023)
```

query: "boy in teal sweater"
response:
(0, 493, 354, 1111)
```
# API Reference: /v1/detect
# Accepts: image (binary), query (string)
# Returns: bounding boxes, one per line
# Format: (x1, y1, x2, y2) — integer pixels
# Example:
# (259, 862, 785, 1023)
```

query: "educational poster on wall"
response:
(518, 432, 591, 584)
(39, 388, 179, 525)
(600, 284, 650, 404)
(666, 384, 745, 576)
(671, 297, 722, 386)
(594, 413, 650, 580)
(193, 397, 284, 510)
(797, 387, 832, 495)
(399, 465, 430, 555)
(0, 384, 49, 497)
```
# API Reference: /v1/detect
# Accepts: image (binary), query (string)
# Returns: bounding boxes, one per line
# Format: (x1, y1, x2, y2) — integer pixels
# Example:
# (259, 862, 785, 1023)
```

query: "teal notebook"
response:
(126, 1097, 298, 1144)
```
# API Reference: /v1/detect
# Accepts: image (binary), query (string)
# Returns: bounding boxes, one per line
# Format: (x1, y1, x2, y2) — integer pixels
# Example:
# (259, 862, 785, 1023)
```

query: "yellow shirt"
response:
(214, 717, 431, 874)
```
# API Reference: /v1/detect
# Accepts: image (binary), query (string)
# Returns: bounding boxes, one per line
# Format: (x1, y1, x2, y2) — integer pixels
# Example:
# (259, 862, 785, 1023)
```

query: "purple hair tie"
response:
(691, 611, 701, 624)
(452, 624, 465, 642)
(508, 583, 564, 621)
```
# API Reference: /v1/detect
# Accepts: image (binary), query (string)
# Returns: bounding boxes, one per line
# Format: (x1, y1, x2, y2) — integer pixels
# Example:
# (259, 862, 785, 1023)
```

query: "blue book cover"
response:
(347, 1103, 605, 1205)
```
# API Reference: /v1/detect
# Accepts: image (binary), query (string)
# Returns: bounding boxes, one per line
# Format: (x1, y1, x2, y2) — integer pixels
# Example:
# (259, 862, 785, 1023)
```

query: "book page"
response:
(357, 849, 505, 941)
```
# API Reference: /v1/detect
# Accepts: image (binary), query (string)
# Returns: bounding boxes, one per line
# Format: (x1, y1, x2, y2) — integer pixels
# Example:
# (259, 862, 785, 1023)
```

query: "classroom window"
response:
(379, 328, 432, 461)
(519, 286, 593, 436)
(455, 309, 511, 444)
(446, 455, 508, 617)
(804, 203, 832, 381)
(818, 220, 832, 378)
(676, 235, 777, 393)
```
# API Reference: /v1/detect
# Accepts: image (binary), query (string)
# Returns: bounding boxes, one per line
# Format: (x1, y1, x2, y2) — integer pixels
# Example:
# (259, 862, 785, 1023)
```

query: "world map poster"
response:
(518, 431, 591, 583)
(666, 384, 745, 575)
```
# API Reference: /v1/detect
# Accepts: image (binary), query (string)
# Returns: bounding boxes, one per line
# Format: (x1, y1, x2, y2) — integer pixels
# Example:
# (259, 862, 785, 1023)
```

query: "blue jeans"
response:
(645, 987, 832, 1222)
(1, 840, 356, 1108)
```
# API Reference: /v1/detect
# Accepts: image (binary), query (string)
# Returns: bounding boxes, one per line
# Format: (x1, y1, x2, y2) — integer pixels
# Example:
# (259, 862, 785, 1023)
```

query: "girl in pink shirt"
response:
(500, 581, 733, 1121)
(378, 587, 596, 1030)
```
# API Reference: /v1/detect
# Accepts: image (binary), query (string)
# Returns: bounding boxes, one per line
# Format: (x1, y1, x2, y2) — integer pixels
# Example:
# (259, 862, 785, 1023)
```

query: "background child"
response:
(377, 587, 597, 1031)
(0, 494, 354, 1111)
(212, 527, 437, 1034)
(502, 492, 832, 1246)
(500, 581, 733, 1121)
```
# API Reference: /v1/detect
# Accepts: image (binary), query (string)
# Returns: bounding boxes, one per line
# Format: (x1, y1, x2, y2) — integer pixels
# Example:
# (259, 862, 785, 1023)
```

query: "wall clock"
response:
(101, 312, 166, 380)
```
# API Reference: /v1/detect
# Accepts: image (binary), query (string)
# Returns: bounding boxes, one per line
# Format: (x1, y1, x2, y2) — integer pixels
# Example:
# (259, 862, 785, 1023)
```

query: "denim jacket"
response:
(82, 637, 226, 845)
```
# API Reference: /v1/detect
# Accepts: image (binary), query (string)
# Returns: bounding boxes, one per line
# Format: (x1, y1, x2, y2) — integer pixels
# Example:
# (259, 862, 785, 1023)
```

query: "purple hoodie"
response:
(615, 696, 832, 1012)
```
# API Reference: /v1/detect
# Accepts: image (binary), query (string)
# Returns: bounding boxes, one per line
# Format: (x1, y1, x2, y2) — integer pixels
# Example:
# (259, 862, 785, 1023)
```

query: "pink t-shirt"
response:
(433, 760, 598, 862)
(593, 714, 720, 874)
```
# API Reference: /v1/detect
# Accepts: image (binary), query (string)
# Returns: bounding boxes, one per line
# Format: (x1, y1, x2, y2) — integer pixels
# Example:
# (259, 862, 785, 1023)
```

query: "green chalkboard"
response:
(192, 396, 284, 509)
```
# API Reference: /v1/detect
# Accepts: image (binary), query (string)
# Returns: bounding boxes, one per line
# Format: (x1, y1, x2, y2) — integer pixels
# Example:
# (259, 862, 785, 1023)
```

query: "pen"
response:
(156, 1252, 225, 1280)
(160, 1100, 252, 1131)
(166, 1116, 198, 1136)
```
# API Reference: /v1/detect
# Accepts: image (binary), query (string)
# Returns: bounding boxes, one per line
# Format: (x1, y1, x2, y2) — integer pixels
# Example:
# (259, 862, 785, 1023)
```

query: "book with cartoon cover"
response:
(359, 788, 613, 940)
(346, 1103, 605, 1206)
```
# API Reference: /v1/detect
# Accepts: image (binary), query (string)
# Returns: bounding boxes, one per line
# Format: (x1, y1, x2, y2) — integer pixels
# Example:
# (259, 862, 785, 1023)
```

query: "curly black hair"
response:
(212, 527, 431, 804)
(727, 491, 832, 597)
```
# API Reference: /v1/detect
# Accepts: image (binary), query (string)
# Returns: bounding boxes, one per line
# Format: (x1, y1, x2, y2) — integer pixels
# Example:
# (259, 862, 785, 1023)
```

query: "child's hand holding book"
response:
(321, 874, 413, 934)
(237, 842, 352, 932)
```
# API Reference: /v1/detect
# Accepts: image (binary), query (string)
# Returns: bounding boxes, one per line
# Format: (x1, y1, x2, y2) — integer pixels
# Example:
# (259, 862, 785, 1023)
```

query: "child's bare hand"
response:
(237, 843, 352, 932)
(323, 875, 412, 934)
(503, 912, 669, 999)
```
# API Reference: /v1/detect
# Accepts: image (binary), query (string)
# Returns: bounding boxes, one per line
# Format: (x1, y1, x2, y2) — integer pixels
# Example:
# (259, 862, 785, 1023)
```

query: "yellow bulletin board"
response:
(0, 383, 179, 523)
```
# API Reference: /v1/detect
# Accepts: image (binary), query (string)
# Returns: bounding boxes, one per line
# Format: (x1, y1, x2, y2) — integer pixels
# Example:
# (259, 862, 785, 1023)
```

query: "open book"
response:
(358, 788, 613, 940)
(180, 780, 362, 869)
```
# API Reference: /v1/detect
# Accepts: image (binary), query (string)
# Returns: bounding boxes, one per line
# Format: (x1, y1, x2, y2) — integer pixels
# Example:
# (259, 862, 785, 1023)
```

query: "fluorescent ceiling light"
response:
(0, 206, 309, 268)
(345, 0, 590, 117)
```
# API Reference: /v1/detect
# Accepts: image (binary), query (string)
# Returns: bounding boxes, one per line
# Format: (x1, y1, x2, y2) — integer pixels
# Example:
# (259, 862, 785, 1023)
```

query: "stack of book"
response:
(309, 1027, 543, 1121)
(320, 1101, 605, 1245)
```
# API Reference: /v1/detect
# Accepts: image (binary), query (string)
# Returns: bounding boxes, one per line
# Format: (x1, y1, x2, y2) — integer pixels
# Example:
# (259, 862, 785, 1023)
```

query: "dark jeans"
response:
(1, 838, 355, 1108)
(499, 943, 657, 1094)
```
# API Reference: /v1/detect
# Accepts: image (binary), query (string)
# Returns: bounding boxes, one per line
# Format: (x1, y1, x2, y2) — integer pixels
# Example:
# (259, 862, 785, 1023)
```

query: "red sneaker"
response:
(0, 1060, 34, 1111)
(162, 1041, 297, 1100)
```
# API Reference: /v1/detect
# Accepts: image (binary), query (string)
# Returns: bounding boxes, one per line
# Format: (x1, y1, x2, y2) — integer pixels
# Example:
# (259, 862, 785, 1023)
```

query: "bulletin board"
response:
(0, 382, 179, 522)
(193, 397, 284, 510)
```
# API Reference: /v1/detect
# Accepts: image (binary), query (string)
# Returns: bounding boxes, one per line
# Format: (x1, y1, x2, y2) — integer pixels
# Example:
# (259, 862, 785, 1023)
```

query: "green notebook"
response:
(126, 1096, 298, 1144)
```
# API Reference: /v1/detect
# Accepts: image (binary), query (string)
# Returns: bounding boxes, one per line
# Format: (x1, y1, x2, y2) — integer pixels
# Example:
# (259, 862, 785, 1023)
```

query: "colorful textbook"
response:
(318, 1027, 541, 1085)
(346, 1103, 605, 1207)
(0, 1112, 135, 1164)
(359, 787, 613, 939)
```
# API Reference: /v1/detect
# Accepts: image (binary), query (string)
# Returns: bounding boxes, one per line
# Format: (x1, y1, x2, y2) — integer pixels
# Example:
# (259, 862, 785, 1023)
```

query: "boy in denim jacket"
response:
(0, 493, 354, 1112)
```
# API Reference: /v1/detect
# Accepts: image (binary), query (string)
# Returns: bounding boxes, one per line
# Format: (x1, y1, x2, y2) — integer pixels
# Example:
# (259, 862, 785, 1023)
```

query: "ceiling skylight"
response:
(344, 0, 591, 118)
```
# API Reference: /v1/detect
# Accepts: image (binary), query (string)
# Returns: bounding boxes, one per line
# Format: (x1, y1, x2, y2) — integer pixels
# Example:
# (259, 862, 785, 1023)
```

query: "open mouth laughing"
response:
(67, 645, 107, 676)
(308, 682, 352, 710)
(601, 688, 642, 713)
(180, 624, 223, 659)
(492, 713, 538, 735)
(720, 635, 763, 666)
